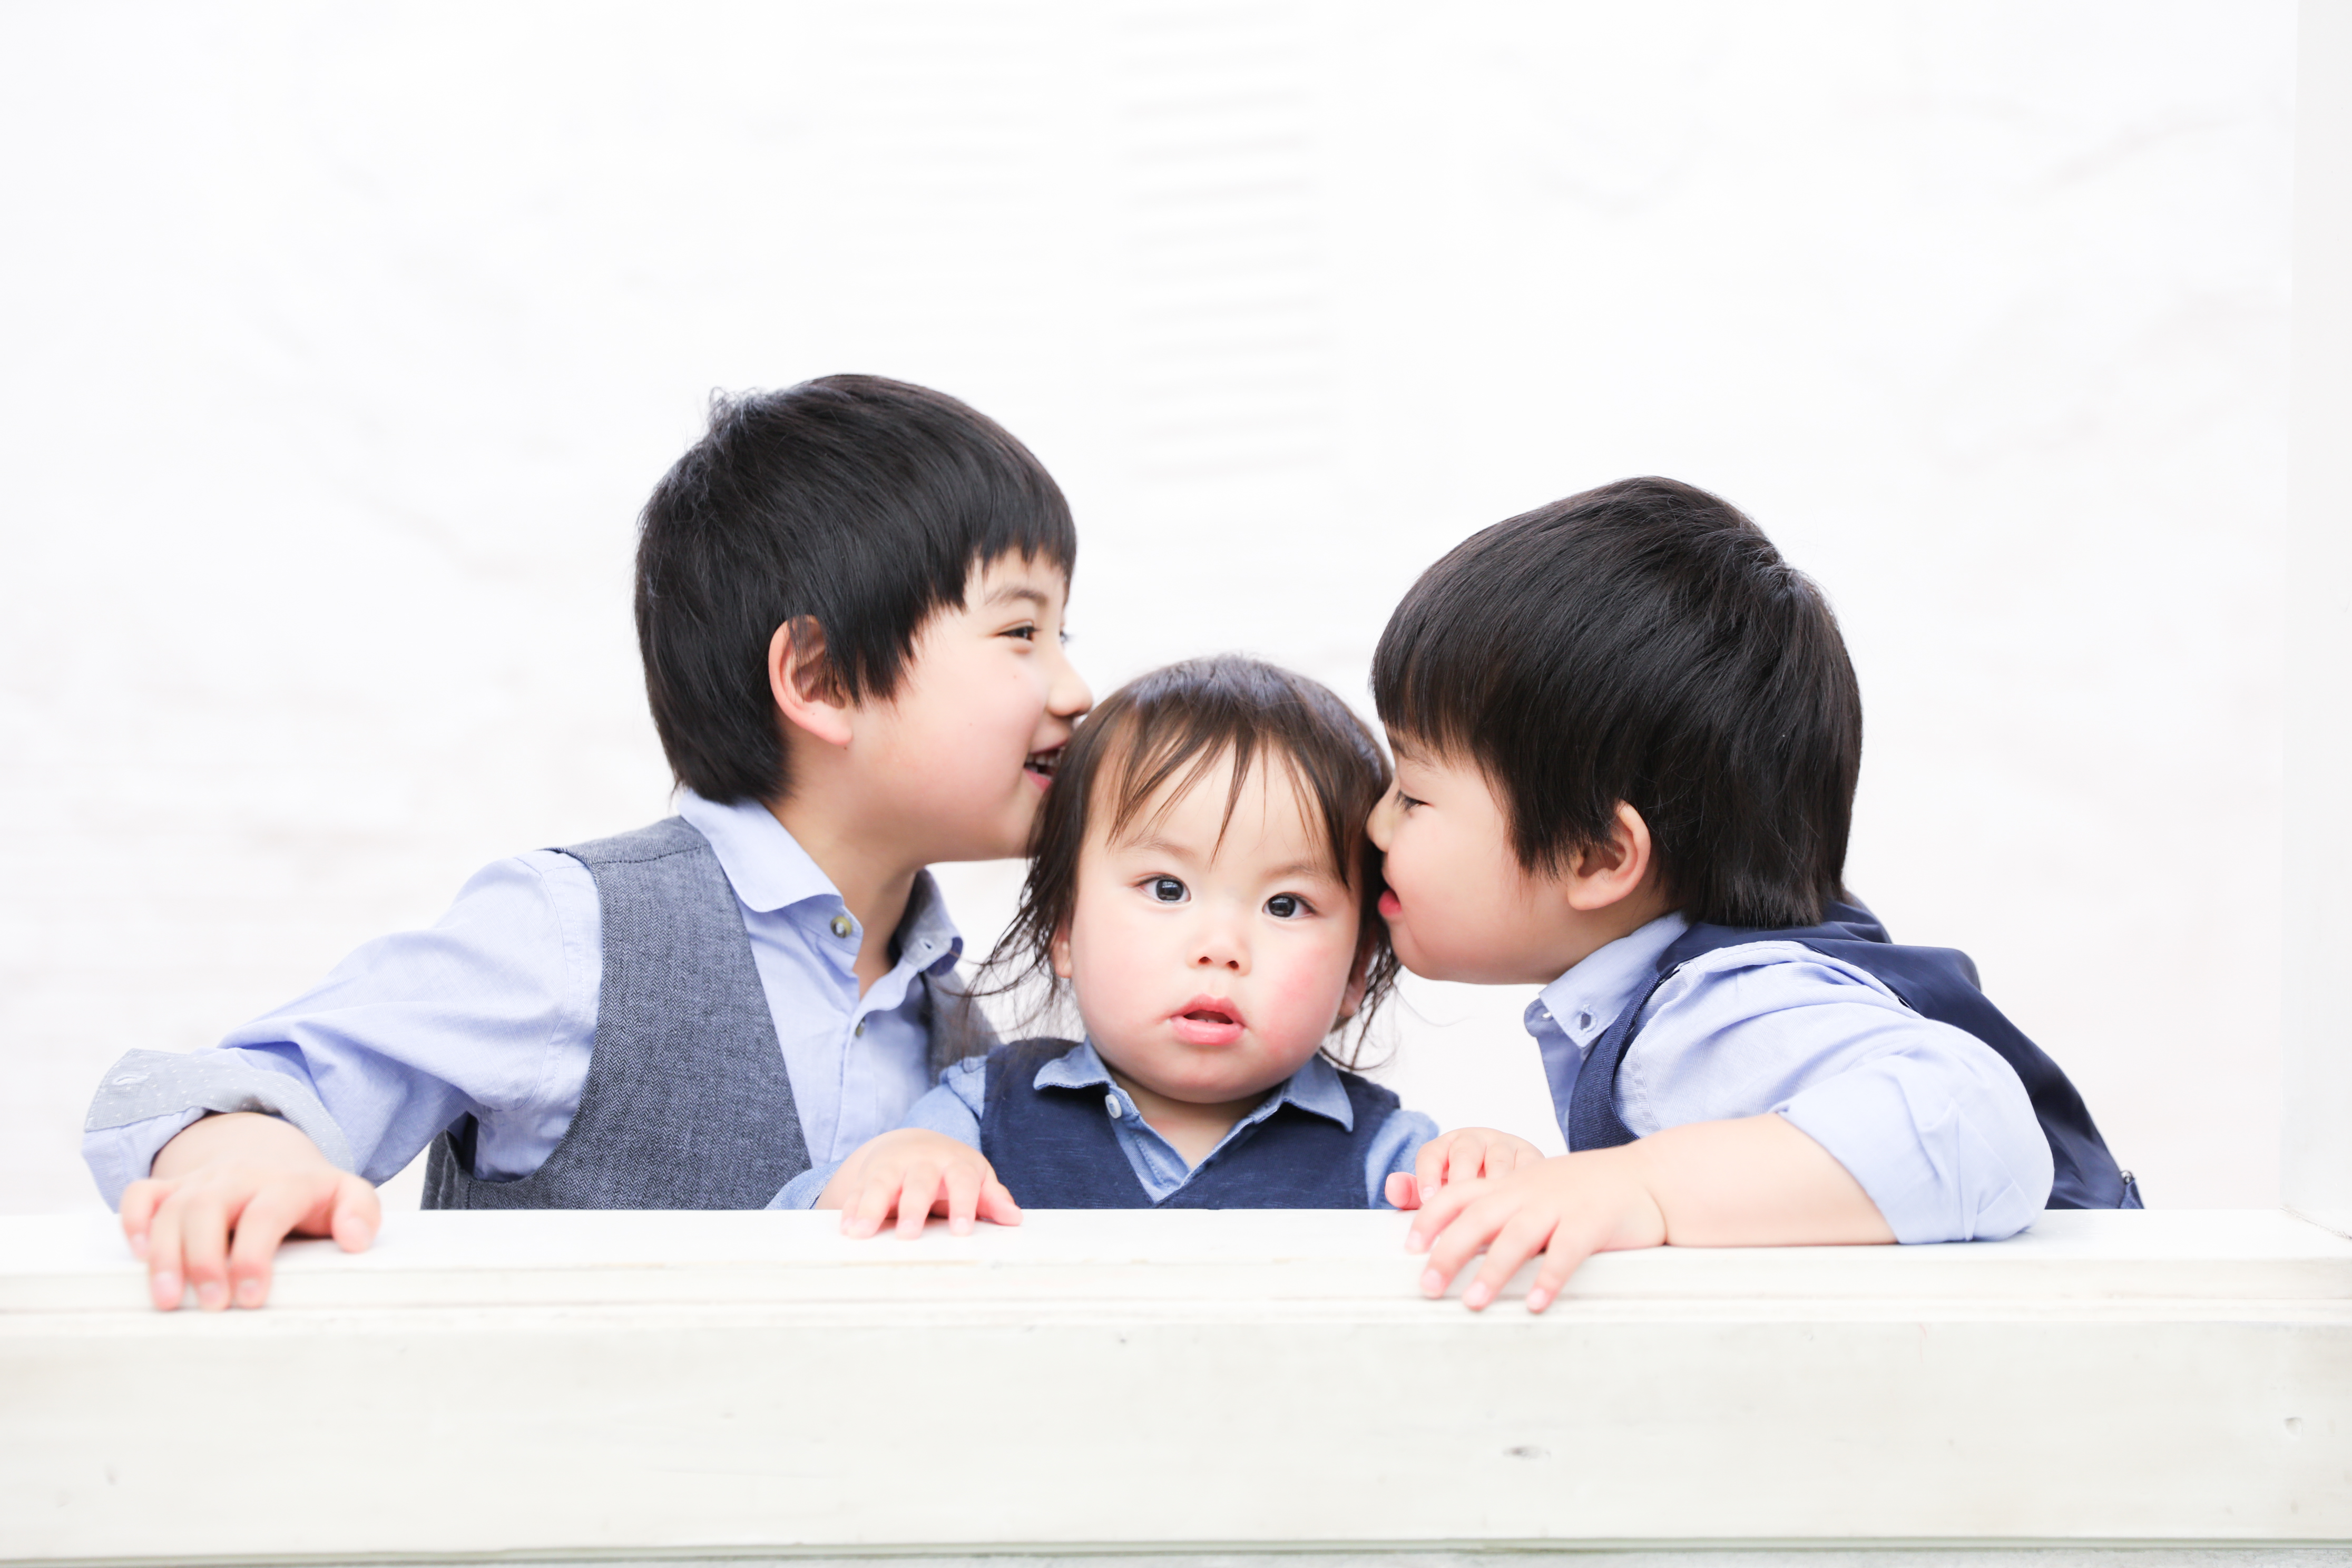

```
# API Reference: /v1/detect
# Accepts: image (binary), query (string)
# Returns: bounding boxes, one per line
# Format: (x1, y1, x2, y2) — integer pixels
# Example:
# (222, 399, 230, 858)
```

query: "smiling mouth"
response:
(1024, 746, 1062, 781)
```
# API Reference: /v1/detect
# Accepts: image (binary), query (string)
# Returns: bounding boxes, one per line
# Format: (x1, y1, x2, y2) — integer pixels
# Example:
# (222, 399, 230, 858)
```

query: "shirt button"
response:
(854, 1021, 866, 1037)
(1577, 1012, 1593, 1031)
(830, 915, 852, 939)
(1104, 1092, 1122, 1119)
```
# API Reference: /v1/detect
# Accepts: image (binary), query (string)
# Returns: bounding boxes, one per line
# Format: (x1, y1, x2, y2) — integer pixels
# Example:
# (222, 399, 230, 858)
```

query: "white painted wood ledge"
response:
(2, 1208, 2347, 1566)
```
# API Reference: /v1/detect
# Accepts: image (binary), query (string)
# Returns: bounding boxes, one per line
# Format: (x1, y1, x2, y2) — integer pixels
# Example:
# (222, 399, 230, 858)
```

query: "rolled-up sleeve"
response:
(80, 850, 601, 1208)
(1618, 944, 2054, 1242)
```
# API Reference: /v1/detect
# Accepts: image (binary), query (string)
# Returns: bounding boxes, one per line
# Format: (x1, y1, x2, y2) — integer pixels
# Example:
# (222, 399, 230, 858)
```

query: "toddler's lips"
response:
(1378, 888, 1402, 919)
(1023, 745, 1063, 786)
(1170, 997, 1246, 1047)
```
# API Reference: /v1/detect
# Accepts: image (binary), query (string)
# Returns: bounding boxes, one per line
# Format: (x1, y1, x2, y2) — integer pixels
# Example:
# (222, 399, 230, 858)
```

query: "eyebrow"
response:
(982, 583, 1052, 610)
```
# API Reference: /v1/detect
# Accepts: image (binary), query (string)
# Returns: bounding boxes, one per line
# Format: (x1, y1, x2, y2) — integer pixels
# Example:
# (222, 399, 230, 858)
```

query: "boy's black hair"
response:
(636, 374, 1077, 803)
(1372, 477, 1861, 929)
(990, 654, 1399, 1065)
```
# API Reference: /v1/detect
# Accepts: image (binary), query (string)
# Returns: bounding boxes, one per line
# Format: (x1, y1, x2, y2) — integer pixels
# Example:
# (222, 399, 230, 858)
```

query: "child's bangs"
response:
(1092, 693, 1363, 893)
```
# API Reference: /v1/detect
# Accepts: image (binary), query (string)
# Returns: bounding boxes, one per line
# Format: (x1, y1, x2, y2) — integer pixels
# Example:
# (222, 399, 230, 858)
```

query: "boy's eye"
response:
(1393, 789, 1425, 811)
(1265, 893, 1309, 919)
(1004, 623, 1037, 642)
(1148, 876, 1187, 903)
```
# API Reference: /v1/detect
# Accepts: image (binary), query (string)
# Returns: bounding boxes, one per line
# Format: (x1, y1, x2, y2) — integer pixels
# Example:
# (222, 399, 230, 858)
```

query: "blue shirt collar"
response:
(674, 790, 963, 973)
(1527, 912, 1690, 1056)
(1035, 1038, 1359, 1132)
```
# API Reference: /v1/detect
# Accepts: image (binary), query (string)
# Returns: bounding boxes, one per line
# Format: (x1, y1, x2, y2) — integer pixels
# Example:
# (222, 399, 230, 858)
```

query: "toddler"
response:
(778, 655, 1541, 1229)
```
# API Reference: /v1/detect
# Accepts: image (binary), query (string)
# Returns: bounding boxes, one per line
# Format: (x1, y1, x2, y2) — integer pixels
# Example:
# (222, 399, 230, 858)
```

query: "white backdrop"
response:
(0, 2, 2294, 1213)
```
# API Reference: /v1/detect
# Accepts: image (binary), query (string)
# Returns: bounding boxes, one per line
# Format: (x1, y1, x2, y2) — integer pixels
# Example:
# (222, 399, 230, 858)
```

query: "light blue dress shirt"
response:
(771, 1038, 1440, 1210)
(81, 792, 964, 1208)
(1529, 913, 2056, 1243)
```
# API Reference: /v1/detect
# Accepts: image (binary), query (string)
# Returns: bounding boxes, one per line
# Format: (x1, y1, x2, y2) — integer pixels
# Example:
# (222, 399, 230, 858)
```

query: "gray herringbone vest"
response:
(422, 816, 987, 1210)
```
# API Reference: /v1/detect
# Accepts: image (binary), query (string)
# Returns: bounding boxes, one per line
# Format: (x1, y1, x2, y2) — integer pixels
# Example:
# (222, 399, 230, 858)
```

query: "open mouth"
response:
(1170, 995, 1247, 1046)
(1023, 745, 1063, 783)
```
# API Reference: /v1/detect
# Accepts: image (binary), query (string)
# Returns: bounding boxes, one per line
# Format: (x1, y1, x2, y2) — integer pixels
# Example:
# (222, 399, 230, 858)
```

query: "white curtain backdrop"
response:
(0, 2, 2293, 1212)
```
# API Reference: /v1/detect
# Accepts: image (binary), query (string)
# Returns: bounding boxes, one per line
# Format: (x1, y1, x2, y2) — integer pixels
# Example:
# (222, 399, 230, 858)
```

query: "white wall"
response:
(0, 2, 2295, 1212)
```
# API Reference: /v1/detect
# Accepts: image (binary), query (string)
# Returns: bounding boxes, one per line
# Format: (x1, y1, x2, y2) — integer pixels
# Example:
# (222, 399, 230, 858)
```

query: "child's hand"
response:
(120, 1111, 380, 1312)
(1403, 1146, 1667, 1312)
(820, 1129, 1022, 1239)
(1383, 1126, 1548, 1209)
(1404, 1114, 1896, 1312)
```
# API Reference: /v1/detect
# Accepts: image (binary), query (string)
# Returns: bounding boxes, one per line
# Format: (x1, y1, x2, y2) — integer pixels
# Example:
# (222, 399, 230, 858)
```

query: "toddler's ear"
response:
(1049, 922, 1075, 980)
(1334, 947, 1371, 1023)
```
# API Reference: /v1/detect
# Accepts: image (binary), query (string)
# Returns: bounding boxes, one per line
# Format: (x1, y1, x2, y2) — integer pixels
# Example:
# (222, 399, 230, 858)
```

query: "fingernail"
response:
(1527, 1289, 1551, 1313)
(152, 1272, 179, 1309)
(235, 1279, 264, 1308)
(127, 1234, 148, 1261)
(1405, 1231, 1429, 1255)
(1420, 1268, 1446, 1298)
(195, 1281, 227, 1311)
(1465, 1282, 1492, 1309)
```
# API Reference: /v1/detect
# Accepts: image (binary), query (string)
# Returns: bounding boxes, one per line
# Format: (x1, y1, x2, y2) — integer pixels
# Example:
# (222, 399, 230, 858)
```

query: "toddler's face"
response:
(1368, 737, 1590, 985)
(1052, 752, 1365, 1108)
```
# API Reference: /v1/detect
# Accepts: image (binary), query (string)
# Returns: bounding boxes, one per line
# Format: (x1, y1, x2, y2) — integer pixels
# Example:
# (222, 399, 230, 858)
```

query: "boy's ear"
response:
(768, 617, 855, 750)
(1048, 920, 1075, 980)
(1564, 801, 1656, 913)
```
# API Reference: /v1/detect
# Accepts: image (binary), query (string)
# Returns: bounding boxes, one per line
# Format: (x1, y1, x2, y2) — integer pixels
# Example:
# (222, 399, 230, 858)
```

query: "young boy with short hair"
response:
(83, 374, 1092, 1311)
(1373, 477, 2135, 1314)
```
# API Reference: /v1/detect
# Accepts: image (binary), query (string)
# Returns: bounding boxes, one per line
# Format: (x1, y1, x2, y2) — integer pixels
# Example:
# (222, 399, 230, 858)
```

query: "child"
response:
(82, 375, 1093, 1310)
(1370, 477, 2138, 1313)
(781, 655, 1543, 1230)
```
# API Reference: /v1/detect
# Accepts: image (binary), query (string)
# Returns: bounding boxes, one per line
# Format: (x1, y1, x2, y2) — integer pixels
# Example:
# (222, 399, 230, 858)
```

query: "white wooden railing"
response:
(2, 1208, 2346, 1565)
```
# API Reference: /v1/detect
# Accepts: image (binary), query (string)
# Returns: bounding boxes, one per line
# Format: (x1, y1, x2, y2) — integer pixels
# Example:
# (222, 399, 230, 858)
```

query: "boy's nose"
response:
(1049, 649, 1093, 719)
(1192, 921, 1248, 973)
(1367, 790, 1396, 849)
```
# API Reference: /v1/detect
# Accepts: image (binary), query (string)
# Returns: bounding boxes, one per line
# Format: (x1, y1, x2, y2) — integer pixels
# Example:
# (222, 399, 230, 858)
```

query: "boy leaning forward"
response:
(82, 375, 1094, 1311)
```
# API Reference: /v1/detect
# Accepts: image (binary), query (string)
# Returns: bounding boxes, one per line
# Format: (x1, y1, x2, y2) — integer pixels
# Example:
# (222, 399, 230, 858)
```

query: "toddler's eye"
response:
(1393, 788, 1425, 812)
(1004, 623, 1037, 642)
(1265, 893, 1308, 919)
(1149, 876, 1188, 903)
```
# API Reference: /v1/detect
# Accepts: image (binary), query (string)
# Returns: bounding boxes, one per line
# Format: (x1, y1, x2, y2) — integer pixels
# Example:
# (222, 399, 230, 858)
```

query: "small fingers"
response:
(1415, 1185, 1510, 1299)
(1524, 1224, 1600, 1314)
(177, 1194, 232, 1313)
(328, 1174, 380, 1252)
(977, 1178, 1022, 1228)
(1385, 1170, 1421, 1210)
(1404, 1174, 1488, 1255)
(1413, 1137, 1453, 1207)
(144, 1193, 187, 1311)
(120, 1178, 172, 1260)
(1461, 1210, 1556, 1312)
(226, 1183, 315, 1310)
(895, 1162, 943, 1238)
(942, 1163, 983, 1236)
(844, 1163, 902, 1238)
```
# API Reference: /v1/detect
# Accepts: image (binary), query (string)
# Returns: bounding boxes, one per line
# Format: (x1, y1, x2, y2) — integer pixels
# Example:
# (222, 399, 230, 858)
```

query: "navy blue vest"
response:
(1564, 901, 2141, 1210)
(978, 1038, 1402, 1209)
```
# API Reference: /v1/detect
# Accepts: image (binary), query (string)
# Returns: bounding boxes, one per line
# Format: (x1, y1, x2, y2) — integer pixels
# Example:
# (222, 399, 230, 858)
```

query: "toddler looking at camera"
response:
(777, 655, 1540, 1228)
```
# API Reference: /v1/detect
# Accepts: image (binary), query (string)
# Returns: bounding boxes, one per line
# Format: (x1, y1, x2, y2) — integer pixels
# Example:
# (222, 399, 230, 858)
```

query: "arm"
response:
(816, 1061, 1021, 1238)
(1406, 1112, 1891, 1310)
(102, 850, 600, 1311)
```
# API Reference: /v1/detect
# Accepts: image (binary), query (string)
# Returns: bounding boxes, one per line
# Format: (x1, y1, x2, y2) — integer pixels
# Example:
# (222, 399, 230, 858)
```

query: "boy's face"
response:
(853, 553, 1093, 863)
(1052, 753, 1365, 1108)
(1367, 737, 1599, 986)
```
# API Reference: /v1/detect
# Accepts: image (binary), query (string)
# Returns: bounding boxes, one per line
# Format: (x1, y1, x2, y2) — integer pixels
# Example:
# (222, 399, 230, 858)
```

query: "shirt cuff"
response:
(769, 1159, 844, 1210)
(1776, 1059, 2048, 1244)
(81, 1109, 207, 1211)
(85, 1049, 357, 1176)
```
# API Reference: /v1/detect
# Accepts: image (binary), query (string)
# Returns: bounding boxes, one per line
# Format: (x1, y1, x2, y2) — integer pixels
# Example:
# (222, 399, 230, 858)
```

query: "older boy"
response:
(1372, 477, 2135, 1313)
(83, 375, 1092, 1310)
